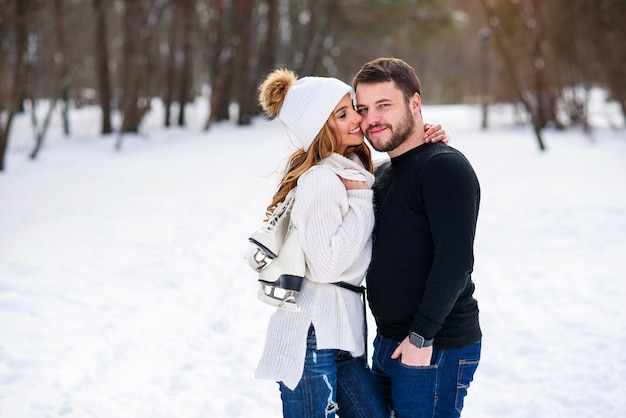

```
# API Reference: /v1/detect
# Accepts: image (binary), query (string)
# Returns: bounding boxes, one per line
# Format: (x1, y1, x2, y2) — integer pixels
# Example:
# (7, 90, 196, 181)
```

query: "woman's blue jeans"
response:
(372, 333, 481, 418)
(279, 326, 390, 418)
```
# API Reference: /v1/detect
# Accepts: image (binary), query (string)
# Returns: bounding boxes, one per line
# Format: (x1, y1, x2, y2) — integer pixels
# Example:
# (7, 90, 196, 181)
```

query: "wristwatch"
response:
(409, 332, 434, 348)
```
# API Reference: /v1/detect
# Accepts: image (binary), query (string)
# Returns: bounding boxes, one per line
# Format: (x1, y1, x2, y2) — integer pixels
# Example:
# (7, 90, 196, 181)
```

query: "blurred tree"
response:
(1, 0, 624, 167)
(478, 27, 491, 130)
(163, 0, 183, 127)
(117, 0, 168, 147)
(328, 0, 455, 84)
(0, 0, 32, 172)
(92, 0, 113, 134)
(473, 0, 624, 144)
(479, 0, 547, 151)
(177, 0, 194, 127)
(529, 0, 562, 130)
(119, 0, 143, 135)
(162, 0, 195, 128)
(203, 0, 235, 129)
(292, 0, 340, 76)
(233, 0, 256, 125)
(257, 0, 279, 80)
(588, 0, 626, 120)
(53, 0, 71, 136)
(30, 0, 82, 159)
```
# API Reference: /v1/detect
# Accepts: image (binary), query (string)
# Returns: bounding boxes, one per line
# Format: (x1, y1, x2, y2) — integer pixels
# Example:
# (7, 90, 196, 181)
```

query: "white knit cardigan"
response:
(255, 152, 375, 390)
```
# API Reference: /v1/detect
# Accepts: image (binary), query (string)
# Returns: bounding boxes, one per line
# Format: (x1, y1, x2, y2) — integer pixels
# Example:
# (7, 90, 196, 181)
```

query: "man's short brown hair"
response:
(352, 57, 421, 103)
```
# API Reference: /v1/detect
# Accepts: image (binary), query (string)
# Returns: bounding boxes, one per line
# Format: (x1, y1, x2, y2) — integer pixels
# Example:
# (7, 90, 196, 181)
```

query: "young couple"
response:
(254, 57, 482, 418)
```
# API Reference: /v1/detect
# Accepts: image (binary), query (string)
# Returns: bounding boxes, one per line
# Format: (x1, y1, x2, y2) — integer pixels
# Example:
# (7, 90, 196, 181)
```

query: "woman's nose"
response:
(349, 107, 363, 123)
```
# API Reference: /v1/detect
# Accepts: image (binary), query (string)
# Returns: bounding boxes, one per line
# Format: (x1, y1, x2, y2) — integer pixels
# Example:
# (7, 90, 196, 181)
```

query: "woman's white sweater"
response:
(255, 152, 375, 390)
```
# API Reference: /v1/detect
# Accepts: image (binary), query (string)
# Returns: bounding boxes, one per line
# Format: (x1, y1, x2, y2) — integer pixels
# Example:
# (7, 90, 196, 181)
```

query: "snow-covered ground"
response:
(1, 99, 625, 417)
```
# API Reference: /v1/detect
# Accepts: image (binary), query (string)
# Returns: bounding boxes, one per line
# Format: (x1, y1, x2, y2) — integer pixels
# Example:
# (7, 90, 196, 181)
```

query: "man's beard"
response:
(367, 106, 415, 153)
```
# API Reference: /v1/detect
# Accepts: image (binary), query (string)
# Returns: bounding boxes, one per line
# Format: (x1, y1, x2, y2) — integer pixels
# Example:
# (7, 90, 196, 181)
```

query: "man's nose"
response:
(365, 109, 380, 125)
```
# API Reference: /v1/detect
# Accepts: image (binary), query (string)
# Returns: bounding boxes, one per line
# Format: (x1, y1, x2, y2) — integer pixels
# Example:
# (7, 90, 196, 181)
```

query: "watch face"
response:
(410, 332, 425, 347)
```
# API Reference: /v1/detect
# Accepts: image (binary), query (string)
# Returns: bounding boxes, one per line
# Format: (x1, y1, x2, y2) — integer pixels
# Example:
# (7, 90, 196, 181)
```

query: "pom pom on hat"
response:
(258, 69, 296, 119)
(258, 69, 352, 151)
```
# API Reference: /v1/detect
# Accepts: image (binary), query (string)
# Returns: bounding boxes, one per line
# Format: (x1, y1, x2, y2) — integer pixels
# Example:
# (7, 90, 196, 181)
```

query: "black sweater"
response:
(367, 142, 482, 350)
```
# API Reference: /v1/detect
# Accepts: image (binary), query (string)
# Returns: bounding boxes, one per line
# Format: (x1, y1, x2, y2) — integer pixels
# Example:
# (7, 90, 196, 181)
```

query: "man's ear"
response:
(410, 92, 422, 115)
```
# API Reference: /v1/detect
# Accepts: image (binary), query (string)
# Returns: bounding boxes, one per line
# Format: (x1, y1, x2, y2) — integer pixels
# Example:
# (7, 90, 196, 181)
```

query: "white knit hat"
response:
(278, 76, 352, 151)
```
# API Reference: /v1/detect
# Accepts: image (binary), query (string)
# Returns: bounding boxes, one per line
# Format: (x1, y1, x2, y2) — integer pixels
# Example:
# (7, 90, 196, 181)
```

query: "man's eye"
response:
(356, 108, 367, 114)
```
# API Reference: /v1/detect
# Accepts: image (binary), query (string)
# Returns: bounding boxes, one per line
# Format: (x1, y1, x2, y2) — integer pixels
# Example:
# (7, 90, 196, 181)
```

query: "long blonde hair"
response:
(265, 124, 374, 219)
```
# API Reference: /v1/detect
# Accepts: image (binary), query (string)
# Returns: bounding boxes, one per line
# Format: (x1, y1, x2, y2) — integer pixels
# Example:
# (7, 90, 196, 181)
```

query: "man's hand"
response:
(391, 336, 433, 366)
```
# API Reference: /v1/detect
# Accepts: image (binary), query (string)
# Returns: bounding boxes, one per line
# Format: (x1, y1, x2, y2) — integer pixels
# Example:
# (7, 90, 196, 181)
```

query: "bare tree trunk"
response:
(205, 0, 235, 129)
(299, 0, 320, 76)
(478, 28, 490, 130)
(257, 0, 279, 78)
(28, 67, 83, 160)
(28, 0, 72, 161)
(235, 0, 256, 125)
(202, 0, 223, 130)
(164, 0, 181, 128)
(589, 1, 626, 122)
(53, 0, 71, 136)
(119, 0, 142, 138)
(0, 0, 32, 171)
(530, 0, 563, 130)
(93, 0, 113, 134)
(297, 0, 339, 76)
(177, 0, 194, 127)
(117, 1, 166, 147)
(29, 98, 59, 159)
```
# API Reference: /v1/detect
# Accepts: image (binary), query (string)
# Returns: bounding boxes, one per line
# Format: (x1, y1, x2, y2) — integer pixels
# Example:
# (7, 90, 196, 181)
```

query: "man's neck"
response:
(387, 130, 425, 158)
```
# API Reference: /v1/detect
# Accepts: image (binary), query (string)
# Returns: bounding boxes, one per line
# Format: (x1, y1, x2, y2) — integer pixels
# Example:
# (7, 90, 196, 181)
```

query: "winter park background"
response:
(1, 96, 625, 417)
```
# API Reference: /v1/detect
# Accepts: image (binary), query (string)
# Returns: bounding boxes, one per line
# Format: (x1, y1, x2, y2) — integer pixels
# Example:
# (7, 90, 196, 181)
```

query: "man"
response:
(353, 57, 482, 417)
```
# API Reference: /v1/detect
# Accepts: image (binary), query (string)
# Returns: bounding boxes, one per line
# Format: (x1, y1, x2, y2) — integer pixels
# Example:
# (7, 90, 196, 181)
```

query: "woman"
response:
(254, 69, 446, 417)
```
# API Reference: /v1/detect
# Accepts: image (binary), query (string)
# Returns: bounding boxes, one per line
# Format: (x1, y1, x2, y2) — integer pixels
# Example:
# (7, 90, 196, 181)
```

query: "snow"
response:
(1, 100, 625, 417)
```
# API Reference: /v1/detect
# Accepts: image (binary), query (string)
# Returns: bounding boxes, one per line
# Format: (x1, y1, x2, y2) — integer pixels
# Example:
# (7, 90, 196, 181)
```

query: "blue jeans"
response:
(372, 334, 481, 418)
(280, 326, 389, 418)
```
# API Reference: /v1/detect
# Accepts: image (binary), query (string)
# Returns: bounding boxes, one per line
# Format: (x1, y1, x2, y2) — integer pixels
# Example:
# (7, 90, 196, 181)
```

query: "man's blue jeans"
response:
(372, 333, 481, 418)
(279, 326, 390, 418)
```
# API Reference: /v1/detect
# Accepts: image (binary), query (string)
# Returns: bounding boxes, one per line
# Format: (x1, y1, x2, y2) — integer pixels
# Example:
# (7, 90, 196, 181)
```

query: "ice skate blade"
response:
(257, 286, 301, 312)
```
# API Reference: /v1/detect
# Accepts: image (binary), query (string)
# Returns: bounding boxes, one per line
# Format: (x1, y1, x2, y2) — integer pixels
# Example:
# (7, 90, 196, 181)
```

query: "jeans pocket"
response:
(398, 360, 438, 370)
(393, 364, 438, 417)
(455, 358, 479, 413)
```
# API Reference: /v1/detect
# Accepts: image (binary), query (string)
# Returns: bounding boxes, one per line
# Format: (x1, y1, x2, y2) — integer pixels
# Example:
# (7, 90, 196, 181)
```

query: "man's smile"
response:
(367, 125, 388, 136)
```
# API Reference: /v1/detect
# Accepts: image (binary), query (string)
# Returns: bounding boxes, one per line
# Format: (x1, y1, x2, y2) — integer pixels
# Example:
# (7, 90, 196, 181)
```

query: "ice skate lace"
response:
(263, 188, 296, 232)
